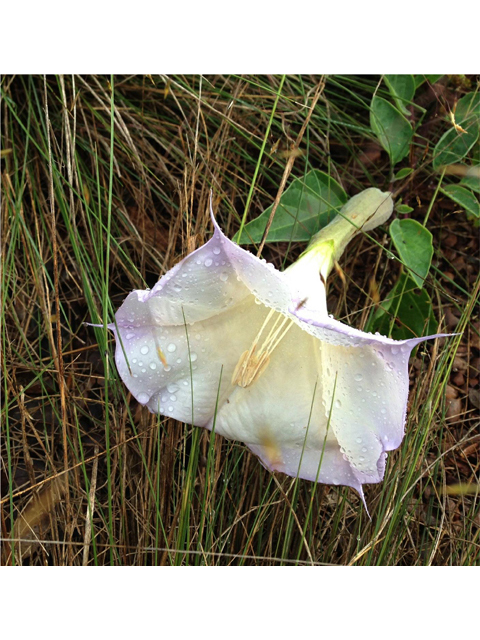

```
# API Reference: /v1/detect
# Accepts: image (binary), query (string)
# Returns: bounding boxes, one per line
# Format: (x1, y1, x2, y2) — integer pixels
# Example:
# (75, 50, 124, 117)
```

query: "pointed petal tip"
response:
(209, 190, 224, 237)
(84, 321, 112, 330)
(356, 485, 371, 520)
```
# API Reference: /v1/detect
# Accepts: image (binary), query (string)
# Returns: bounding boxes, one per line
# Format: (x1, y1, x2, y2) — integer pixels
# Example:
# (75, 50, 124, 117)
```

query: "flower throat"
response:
(232, 307, 294, 388)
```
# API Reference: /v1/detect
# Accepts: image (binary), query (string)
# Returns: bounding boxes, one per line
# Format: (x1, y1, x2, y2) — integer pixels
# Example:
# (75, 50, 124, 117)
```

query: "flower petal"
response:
(292, 303, 450, 483)
(248, 441, 364, 492)
(207, 320, 336, 448)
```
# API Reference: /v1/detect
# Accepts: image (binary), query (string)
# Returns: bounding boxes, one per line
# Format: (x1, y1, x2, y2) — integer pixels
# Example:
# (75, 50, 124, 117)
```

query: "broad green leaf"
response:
(460, 171, 480, 194)
(455, 92, 480, 124)
(370, 96, 413, 165)
(366, 272, 437, 340)
(414, 74, 444, 88)
(442, 185, 480, 219)
(234, 170, 347, 244)
(432, 92, 480, 170)
(394, 167, 414, 180)
(385, 75, 416, 116)
(390, 218, 433, 288)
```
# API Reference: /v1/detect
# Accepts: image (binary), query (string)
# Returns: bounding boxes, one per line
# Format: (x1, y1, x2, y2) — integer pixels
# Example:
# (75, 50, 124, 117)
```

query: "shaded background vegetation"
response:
(1, 74, 479, 565)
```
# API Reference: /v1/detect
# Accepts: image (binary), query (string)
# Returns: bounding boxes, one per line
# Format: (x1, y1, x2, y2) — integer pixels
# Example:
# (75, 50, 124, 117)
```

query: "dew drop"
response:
(168, 405, 174, 412)
(167, 343, 177, 353)
(140, 345, 149, 355)
(356, 437, 362, 444)
(220, 272, 228, 282)
(126, 333, 135, 340)
(354, 373, 363, 382)
(167, 383, 179, 393)
(163, 365, 172, 372)
(149, 362, 157, 370)
(137, 392, 150, 404)
(213, 247, 221, 255)
(334, 399, 342, 409)
(170, 395, 177, 401)
(205, 258, 213, 267)
(190, 352, 198, 362)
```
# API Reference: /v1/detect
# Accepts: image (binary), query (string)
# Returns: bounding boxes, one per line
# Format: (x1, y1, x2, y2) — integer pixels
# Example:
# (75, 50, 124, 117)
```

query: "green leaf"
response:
(384, 75, 416, 116)
(234, 170, 347, 244)
(460, 171, 480, 194)
(396, 204, 414, 214)
(390, 218, 433, 288)
(366, 273, 437, 340)
(442, 185, 480, 219)
(432, 92, 480, 170)
(394, 167, 414, 180)
(414, 74, 444, 88)
(370, 96, 413, 165)
(454, 92, 480, 124)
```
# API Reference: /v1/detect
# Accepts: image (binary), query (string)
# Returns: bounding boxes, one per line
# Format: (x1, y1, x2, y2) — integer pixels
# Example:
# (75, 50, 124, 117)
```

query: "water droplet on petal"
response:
(137, 392, 150, 404)
(167, 343, 176, 353)
(220, 272, 228, 282)
(213, 247, 221, 255)
(149, 362, 157, 370)
(140, 345, 149, 355)
(356, 437, 362, 444)
(126, 333, 135, 340)
(354, 373, 363, 382)
(190, 352, 198, 362)
(205, 258, 213, 267)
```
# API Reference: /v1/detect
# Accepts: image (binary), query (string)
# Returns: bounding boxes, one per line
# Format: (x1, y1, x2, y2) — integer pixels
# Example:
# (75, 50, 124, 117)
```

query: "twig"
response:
(257, 79, 326, 257)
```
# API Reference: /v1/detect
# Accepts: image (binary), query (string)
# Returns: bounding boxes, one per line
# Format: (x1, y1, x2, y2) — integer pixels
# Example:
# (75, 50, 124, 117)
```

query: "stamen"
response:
(156, 346, 168, 367)
(232, 309, 294, 387)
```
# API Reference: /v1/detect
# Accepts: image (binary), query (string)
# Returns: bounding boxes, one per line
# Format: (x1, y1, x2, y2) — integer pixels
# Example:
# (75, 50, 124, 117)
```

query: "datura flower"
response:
(107, 189, 445, 506)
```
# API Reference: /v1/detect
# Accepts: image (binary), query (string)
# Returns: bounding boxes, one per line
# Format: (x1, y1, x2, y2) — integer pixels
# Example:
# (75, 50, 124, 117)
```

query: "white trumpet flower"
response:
(108, 189, 446, 504)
